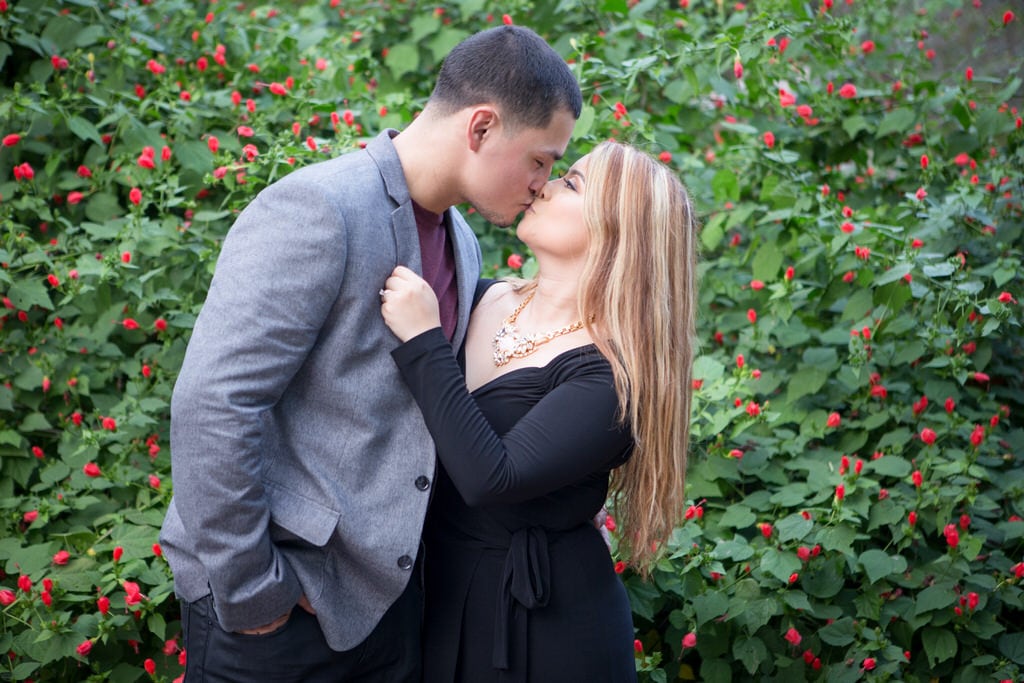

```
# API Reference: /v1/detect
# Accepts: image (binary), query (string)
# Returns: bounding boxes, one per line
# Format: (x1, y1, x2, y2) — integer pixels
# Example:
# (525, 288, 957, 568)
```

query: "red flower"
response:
(970, 424, 985, 447)
(733, 57, 743, 79)
(908, 511, 918, 526)
(502, 13, 513, 24)
(658, 151, 672, 163)
(83, 462, 101, 478)
(826, 412, 841, 428)
(24, 510, 39, 523)
(997, 291, 1015, 303)
(77, 165, 92, 178)
(121, 251, 132, 263)
(113, 546, 124, 562)
(2, 133, 20, 146)
(129, 187, 142, 205)
(149, 474, 161, 489)
(76, 640, 93, 657)
(944, 523, 959, 547)
(137, 154, 155, 169)
(835, 484, 845, 501)
(860, 40, 875, 53)
(53, 549, 71, 565)
(102, 416, 117, 431)
(614, 561, 626, 574)
(862, 658, 876, 671)
(144, 659, 157, 675)
(506, 253, 523, 270)
(920, 427, 937, 445)
(152, 543, 163, 557)
(759, 522, 773, 538)
(960, 514, 971, 530)
(763, 131, 775, 148)
(681, 632, 697, 648)
(736, 353, 744, 369)
(840, 221, 855, 234)
(797, 546, 811, 562)
(784, 266, 794, 280)
(154, 317, 168, 332)
(0, 589, 15, 606)
(1003, 10, 1014, 26)
(123, 318, 140, 330)
(634, 639, 643, 653)
(746, 401, 760, 417)
(237, 125, 255, 137)
(269, 82, 287, 95)
(920, 154, 929, 169)
(98, 595, 110, 614)
(47, 273, 60, 288)
(965, 66, 974, 82)
(746, 308, 757, 324)
(784, 627, 802, 646)
(915, 187, 927, 200)
(838, 83, 857, 98)
(145, 59, 165, 75)
(207, 135, 219, 153)
(778, 89, 796, 107)
(973, 372, 990, 383)
(912, 470, 923, 487)
(18, 575, 32, 593)
(67, 191, 84, 205)
(124, 580, 144, 605)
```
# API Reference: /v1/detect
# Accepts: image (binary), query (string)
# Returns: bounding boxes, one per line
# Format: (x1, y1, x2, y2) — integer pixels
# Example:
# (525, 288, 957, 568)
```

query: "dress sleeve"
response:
(391, 327, 633, 506)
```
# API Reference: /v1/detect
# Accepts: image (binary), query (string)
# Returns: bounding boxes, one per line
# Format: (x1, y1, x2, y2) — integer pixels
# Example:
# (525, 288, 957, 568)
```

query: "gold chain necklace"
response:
(492, 291, 585, 367)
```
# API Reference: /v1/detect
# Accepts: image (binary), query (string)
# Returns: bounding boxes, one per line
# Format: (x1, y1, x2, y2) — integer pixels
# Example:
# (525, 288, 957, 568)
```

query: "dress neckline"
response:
(469, 343, 599, 395)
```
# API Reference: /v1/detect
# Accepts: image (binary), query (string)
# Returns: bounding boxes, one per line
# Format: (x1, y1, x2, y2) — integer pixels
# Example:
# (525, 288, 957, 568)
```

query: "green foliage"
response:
(0, 0, 1021, 680)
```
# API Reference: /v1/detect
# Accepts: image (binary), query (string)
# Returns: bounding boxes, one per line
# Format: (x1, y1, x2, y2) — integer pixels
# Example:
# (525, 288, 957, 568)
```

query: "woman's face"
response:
(516, 154, 591, 260)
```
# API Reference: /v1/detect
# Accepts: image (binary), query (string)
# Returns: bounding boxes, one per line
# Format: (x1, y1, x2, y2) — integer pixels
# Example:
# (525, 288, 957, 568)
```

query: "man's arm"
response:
(170, 181, 347, 632)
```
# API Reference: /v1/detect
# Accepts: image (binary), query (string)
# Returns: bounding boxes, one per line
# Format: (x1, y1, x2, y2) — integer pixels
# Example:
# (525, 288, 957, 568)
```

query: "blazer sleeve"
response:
(391, 328, 633, 506)
(169, 179, 347, 631)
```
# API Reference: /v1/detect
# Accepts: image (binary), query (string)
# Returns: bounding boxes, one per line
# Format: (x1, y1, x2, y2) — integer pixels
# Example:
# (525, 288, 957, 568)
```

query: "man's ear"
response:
(466, 106, 500, 152)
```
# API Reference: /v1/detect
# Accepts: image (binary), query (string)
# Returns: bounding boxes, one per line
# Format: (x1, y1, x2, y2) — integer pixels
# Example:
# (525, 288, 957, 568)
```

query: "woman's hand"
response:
(380, 265, 441, 342)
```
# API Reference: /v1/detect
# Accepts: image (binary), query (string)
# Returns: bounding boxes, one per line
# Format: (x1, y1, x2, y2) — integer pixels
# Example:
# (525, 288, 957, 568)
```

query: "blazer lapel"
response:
(366, 130, 422, 273)
(446, 210, 481, 351)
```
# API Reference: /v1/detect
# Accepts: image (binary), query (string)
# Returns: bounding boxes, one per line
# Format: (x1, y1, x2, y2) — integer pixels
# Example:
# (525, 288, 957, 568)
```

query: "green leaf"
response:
(385, 44, 419, 79)
(999, 633, 1024, 665)
(858, 549, 896, 584)
(692, 591, 729, 627)
(922, 626, 957, 667)
(751, 243, 783, 282)
(66, 115, 104, 145)
(733, 636, 768, 675)
(876, 108, 916, 137)
(775, 513, 813, 543)
(760, 548, 801, 584)
(915, 584, 957, 616)
(711, 169, 739, 203)
(7, 278, 53, 311)
(719, 505, 756, 529)
(818, 617, 856, 646)
(572, 105, 596, 140)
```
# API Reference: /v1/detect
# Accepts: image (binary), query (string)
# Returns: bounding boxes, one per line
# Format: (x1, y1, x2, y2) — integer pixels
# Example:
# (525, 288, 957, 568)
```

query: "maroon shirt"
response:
(413, 201, 458, 341)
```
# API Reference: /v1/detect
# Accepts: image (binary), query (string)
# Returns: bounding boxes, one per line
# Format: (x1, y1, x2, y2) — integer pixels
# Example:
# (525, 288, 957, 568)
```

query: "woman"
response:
(380, 141, 699, 682)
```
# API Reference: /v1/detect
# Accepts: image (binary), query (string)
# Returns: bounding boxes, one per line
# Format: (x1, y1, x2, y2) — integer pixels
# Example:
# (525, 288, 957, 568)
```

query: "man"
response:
(160, 25, 582, 682)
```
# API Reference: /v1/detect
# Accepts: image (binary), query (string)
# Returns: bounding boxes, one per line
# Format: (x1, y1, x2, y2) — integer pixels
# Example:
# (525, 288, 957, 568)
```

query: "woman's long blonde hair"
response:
(579, 141, 699, 572)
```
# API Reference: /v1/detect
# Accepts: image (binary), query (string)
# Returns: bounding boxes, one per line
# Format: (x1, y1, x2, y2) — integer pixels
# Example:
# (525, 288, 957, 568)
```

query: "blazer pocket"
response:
(264, 481, 340, 547)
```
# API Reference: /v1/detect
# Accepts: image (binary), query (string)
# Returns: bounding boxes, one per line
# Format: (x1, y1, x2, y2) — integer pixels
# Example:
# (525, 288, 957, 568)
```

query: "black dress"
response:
(391, 308, 638, 683)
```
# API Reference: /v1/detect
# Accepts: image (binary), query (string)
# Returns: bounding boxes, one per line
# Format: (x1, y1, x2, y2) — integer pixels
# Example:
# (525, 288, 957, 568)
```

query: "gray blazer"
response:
(160, 130, 482, 651)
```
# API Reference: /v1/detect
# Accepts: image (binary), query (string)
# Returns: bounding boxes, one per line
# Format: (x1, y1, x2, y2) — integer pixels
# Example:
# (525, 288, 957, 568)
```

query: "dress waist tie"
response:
(493, 527, 551, 683)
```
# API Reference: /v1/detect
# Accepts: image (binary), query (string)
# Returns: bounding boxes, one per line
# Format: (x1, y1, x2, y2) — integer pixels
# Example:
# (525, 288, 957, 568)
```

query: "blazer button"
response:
(415, 475, 431, 491)
(397, 555, 413, 570)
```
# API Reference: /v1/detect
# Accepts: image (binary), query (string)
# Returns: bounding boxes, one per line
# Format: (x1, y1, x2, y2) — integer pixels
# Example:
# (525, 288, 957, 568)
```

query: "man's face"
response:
(464, 109, 577, 227)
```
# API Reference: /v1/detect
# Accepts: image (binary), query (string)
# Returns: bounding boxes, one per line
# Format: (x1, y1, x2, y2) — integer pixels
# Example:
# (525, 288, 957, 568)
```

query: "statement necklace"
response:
(492, 291, 585, 367)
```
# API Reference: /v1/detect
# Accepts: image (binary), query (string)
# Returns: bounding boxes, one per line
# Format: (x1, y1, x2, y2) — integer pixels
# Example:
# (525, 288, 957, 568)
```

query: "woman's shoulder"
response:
(473, 279, 517, 311)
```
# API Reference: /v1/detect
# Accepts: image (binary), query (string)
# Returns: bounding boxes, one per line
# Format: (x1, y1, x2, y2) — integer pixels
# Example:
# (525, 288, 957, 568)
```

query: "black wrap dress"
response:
(391, 294, 638, 683)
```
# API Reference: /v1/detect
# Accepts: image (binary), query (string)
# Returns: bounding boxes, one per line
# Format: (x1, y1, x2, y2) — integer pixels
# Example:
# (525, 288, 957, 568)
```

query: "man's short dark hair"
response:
(430, 25, 583, 130)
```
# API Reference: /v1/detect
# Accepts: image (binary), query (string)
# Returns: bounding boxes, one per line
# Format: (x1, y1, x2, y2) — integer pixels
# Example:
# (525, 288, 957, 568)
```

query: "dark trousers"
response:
(179, 577, 422, 682)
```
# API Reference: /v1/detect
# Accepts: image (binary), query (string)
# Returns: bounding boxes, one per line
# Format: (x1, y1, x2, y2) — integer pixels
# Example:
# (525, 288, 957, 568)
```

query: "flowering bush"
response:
(0, 0, 1021, 681)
